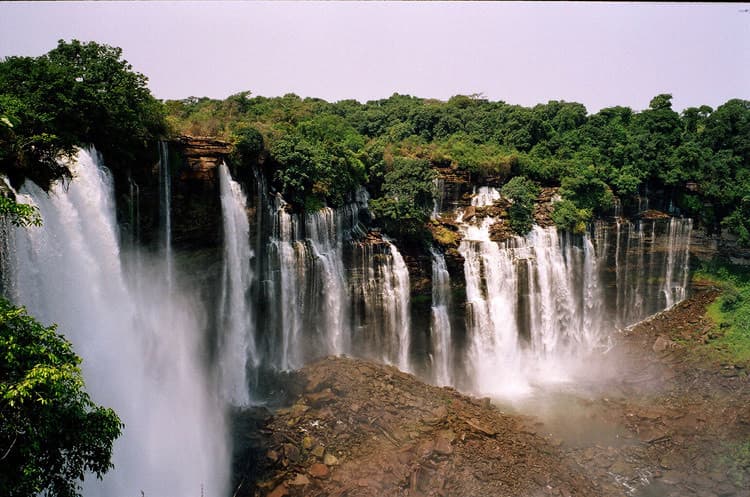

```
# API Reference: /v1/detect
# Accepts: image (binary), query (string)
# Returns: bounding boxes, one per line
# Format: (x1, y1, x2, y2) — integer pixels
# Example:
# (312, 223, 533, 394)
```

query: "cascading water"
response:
(218, 162, 257, 405)
(662, 217, 693, 308)
(7, 150, 227, 497)
(259, 188, 413, 372)
(383, 238, 412, 371)
(267, 196, 350, 370)
(158, 140, 172, 289)
(429, 247, 453, 386)
(456, 187, 693, 397)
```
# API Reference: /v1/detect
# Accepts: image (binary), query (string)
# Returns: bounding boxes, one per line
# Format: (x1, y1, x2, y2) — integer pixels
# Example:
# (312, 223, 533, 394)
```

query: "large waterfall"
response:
(1, 148, 698, 494)
(5, 150, 228, 497)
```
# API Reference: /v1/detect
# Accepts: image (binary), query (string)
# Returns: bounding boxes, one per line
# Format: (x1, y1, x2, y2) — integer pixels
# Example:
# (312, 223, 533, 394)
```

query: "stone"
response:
(609, 458, 634, 476)
(463, 206, 476, 222)
(267, 483, 289, 497)
(291, 402, 310, 417)
(312, 445, 325, 458)
(289, 473, 310, 486)
(306, 388, 335, 406)
(309, 462, 330, 478)
(283, 443, 300, 462)
(302, 436, 314, 450)
(434, 436, 453, 456)
(653, 335, 676, 353)
(324, 453, 339, 466)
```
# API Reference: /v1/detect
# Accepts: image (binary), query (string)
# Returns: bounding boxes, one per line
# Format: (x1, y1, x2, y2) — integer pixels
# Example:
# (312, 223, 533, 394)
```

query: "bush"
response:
(501, 176, 540, 235)
(0, 298, 122, 497)
(551, 198, 591, 234)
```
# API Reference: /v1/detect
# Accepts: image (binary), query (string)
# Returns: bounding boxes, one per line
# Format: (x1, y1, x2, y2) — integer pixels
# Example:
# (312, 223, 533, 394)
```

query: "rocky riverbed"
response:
(233, 287, 750, 497)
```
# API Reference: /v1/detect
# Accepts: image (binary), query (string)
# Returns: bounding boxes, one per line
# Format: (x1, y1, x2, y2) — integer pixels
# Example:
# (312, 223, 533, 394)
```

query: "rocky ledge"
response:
(234, 357, 604, 497)
(173, 135, 232, 181)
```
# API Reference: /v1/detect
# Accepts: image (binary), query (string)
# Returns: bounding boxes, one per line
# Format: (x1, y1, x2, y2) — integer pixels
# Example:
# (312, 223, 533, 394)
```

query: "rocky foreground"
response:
(234, 357, 605, 497)
(234, 288, 750, 497)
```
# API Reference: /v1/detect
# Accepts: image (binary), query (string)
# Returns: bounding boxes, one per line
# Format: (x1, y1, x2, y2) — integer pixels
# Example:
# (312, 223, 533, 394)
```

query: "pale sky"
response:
(1, 1, 749, 113)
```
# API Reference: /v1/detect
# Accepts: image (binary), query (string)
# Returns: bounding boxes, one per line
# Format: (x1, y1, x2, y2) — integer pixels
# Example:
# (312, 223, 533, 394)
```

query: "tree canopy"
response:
(172, 91, 746, 242)
(0, 39, 167, 188)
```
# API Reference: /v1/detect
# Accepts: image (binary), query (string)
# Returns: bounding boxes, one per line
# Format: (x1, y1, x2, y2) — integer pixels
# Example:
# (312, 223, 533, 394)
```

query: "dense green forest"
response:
(2, 40, 750, 244)
(165, 91, 750, 242)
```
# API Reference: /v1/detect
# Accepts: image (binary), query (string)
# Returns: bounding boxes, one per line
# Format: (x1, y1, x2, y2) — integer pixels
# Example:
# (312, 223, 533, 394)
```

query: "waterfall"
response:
(259, 189, 415, 372)
(218, 162, 256, 405)
(430, 248, 453, 386)
(383, 238, 412, 371)
(266, 195, 359, 370)
(158, 141, 172, 289)
(7, 149, 227, 497)
(432, 177, 445, 217)
(456, 186, 692, 397)
(662, 217, 693, 308)
(458, 187, 528, 395)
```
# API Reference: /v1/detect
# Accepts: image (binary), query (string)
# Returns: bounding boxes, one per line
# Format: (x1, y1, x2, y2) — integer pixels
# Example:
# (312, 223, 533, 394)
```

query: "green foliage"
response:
(501, 176, 540, 235)
(230, 125, 264, 167)
(162, 90, 750, 239)
(0, 298, 122, 497)
(559, 165, 615, 214)
(0, 195, 41, 227)
(551, 199, 591, 235)
(693, 261, 750, 366)
(269, 114, 366, 210)
(0, 39, 167, 186)
(369, 156, 436, 241)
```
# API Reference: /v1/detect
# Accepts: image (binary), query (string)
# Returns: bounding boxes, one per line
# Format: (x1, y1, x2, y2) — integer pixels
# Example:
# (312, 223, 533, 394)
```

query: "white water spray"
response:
(8, 150, 227, 497)
(430, 247, 453, 386)
(218, 162, 257, 405)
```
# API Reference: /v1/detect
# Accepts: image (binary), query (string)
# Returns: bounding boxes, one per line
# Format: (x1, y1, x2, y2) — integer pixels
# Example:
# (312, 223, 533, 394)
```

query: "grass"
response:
(718, 439, 750, 487)
(693, 261, 750, 367)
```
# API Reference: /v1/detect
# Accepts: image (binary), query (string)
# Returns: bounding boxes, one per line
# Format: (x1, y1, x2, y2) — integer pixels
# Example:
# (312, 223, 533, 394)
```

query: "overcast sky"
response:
(1, 1, 749, 113)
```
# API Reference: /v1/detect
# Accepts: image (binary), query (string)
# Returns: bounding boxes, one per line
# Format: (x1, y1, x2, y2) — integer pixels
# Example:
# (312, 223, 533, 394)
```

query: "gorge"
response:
(1, 141, 700, 496)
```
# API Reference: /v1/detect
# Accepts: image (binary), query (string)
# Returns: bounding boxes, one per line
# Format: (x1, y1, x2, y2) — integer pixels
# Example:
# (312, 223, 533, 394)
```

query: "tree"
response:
(501, 175, 540, 235)
(0, 195, 41, 228)
(0, 298, 122, 497)
(0, 39, 167, 187)
(369, 156, 436, 241)
(551, 198, 591, 235)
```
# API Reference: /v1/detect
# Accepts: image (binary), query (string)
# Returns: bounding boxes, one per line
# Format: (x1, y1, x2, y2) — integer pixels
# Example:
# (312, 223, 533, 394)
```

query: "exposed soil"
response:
(235, 286, 750, 497)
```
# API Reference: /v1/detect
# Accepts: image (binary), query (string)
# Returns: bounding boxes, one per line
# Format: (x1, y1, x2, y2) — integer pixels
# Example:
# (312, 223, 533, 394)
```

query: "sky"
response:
(0, 1, 749, 113)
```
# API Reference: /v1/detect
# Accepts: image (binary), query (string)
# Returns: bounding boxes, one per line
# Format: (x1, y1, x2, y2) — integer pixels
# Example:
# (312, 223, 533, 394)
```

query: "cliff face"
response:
(114, 136, 232, 251)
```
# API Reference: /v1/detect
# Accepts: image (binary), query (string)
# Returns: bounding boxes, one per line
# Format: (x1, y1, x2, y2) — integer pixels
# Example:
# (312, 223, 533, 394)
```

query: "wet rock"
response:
(283, 443, 300, 462)
(302, 436, 314, 450)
